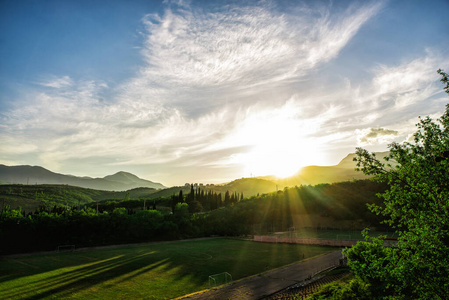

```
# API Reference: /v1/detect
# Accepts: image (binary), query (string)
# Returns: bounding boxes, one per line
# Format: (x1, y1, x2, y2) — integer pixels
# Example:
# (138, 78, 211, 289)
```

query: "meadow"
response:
(273, 229, 397, 240)
(0, 238, 334, 299)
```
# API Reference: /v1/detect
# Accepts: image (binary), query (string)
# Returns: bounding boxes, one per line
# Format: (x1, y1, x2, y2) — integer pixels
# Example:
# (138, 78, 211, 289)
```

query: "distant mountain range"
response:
(273, 151, 390, 187)
(0, 165, 165, 191)
(242, 151, 390, 193)
(0, 151, 390, 194)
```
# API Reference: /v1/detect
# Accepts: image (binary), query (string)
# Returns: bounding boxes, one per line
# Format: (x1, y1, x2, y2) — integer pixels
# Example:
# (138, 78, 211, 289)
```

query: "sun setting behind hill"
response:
(221, 102, 326, 178)
(1, 1, 449, 299)
(0, 0, 448, 186)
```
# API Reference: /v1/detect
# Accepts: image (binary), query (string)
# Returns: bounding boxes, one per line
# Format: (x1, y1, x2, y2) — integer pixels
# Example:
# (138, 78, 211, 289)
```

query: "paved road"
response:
(178, 250, 343, 300)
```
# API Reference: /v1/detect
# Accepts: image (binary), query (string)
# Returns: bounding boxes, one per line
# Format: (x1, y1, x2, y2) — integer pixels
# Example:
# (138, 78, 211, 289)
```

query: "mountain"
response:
(0, 165, 165, 191)
(260, 151, 390, 189)
(0, 151, 389, 196)
(201, 152, 382, 197)
(214, 177, 278, 196)
(333, 151, 390, 169)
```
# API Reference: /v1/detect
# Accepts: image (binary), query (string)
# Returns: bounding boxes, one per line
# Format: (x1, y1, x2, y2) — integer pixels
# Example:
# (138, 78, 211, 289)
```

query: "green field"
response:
(0, 238, 334, 299)
(273, 229, 396, 240)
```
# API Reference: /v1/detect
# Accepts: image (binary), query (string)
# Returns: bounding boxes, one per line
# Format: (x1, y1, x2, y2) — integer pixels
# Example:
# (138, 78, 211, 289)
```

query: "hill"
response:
(262, 151, 390, 189)
(214, 177, 278, 196)
(0, 165, 165, 191)
(0, 184, 108, 212)
(0, 151, 390, 208)
(0, 184, 161, 212)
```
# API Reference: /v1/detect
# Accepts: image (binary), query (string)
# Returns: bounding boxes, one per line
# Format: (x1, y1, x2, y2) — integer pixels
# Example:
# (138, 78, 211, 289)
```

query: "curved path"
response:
(178, 250, 342, 300)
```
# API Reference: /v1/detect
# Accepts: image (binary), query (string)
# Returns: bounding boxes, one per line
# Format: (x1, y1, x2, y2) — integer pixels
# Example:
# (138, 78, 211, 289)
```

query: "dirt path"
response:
(178, 250, 342, 300)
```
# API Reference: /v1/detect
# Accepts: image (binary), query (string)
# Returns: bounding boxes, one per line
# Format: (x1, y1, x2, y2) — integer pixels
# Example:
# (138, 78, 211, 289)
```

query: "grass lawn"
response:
(274, 229, 396, 240)
(0, 238, 334, 299)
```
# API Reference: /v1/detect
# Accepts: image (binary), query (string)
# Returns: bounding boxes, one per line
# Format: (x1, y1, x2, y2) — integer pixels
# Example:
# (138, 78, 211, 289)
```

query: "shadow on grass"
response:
(0, 239, 334, 299)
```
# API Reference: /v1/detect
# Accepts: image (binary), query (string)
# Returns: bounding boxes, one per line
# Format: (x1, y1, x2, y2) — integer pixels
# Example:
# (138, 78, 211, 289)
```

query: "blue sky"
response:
(1, 0, 448, 186)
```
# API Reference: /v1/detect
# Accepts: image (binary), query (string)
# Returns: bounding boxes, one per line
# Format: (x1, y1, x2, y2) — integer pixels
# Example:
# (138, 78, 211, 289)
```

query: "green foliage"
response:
(347, 70, 449, 299)
(199, 179, 388, 237)
(0, 179, 387, 254)
(0, 207, 178, 254)
(0, 184, 105, 212)
(112, 207, 127, 215)
(309, 277, 372, 300)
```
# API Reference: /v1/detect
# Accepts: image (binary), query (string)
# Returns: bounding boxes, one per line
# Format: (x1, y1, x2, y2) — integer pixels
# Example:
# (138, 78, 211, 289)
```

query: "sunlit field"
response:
(272, 229, 397, 240)
(0, 238, 334, 299)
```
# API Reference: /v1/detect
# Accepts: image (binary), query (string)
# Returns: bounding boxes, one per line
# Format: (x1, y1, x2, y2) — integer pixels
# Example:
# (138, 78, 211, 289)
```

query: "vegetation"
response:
(0, 238, 333, 300)
(4, 69, 447, 298)
(308, 276, 371, 300)
(337, 69, 449, 299)
(0, 184, 104, 212)
(0, 179, 387, 255)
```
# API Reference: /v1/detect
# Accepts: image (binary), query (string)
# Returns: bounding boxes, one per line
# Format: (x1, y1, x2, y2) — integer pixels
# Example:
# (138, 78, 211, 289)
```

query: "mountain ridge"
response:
(0, 164, 165, 191)
(253, 151, 390, 189)
(0, 151, 389, 194)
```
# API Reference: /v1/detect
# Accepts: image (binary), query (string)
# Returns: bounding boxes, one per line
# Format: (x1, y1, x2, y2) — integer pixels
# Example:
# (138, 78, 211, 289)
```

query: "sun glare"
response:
(228, 103, 324, 178)
(242, 139, 319, 178)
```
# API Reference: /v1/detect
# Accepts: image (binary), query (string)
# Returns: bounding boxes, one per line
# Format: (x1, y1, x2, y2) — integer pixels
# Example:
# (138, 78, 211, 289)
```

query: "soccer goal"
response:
(209, 272, 232, 288)
(57, 245, 75, 252)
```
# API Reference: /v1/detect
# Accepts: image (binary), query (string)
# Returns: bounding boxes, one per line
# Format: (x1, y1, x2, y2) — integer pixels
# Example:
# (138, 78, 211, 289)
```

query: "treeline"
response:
(204, 179, 389, 235)
(81, 185, 243, 214)
(0, 183, 243, 214)
(0, 180, 388, 254)
(0, 204, 196, 254)
(170, 184, 243, 213)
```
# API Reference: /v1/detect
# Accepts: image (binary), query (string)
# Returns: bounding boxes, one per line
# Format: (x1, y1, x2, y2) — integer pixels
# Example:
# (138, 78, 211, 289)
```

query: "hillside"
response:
(0, 184, 107, 212)
(0, 165, 165, 191)
(214, 177, 278, 196)
(0, 151, 391, 209)
(0, 184, 161, 212)
(263, 151, 390, 188)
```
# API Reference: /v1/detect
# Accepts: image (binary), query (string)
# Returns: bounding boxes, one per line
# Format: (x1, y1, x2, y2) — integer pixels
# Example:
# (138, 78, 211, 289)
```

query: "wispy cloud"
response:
(5, 0, 447, 185)
(123, 0, 383, 112)
(324, 52, 449, 151)
(38, 75, 73, 88)
(372, 54, 443, 109)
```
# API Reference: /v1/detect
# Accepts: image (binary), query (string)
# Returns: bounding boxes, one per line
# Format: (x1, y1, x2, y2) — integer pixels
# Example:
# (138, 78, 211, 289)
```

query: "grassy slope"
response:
(0, 185, 112, 211)
(0, 238, 334, 300)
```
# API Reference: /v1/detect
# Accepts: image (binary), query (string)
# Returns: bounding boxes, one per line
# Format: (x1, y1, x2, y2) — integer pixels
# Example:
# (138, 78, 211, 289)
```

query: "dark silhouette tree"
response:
(224, 191, 231, 206)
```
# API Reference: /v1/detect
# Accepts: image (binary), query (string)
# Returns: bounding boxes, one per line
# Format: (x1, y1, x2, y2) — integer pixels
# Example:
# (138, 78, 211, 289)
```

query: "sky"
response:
(1, 0, 448, 186)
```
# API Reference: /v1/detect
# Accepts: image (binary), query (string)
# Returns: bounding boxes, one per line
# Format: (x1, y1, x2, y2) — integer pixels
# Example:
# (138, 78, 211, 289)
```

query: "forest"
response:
(0, 179, 387, 255)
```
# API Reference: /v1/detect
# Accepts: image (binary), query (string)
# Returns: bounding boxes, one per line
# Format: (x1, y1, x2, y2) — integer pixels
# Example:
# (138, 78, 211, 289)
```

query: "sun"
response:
(242, 140, 318, 178)
(229, 104, 324, 178)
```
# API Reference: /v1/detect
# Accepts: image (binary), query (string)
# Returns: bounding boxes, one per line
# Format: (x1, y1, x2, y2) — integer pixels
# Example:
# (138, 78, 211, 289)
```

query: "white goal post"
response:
(209, 272, 232, 288)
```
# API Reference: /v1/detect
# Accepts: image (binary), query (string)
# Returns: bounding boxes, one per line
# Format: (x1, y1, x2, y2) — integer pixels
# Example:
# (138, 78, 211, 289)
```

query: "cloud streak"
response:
(125, 0, 383, 112)
(2, 0, 447, 185)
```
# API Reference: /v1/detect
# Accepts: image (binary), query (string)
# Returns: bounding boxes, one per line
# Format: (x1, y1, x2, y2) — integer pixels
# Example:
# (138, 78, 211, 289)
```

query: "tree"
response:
(344, 69, 449, 299)
(224, 191, 231, 206)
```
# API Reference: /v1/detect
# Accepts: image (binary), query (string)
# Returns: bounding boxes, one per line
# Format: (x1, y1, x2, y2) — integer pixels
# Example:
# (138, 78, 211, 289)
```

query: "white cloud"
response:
(7, 0, 431, 185)
(372, 55, 444, 108)
(39, 75, 73, 88)
(121, 0, 383, 112)
(357, 127, 398, 145)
